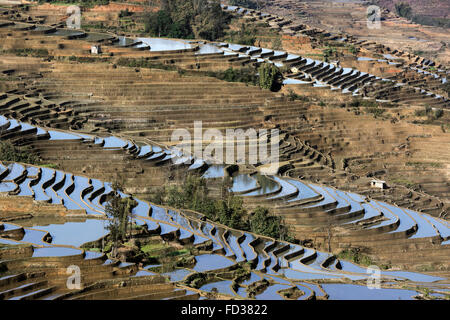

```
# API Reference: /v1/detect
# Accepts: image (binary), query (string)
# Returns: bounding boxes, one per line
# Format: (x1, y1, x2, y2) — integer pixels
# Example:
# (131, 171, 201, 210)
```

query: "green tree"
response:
(215, 196, 249, 230)
(249, 206, 290, 240)
(258, 63, 282, 91)
(104, 182, 137, 256)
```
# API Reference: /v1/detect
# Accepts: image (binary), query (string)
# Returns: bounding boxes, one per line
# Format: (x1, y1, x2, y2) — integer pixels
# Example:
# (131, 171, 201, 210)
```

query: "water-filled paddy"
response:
(243, 175, 279, 196)
(255, 284, 290, 300)
(199, 280, 235, 296)
(0, 181, 17, 192)
(32, 219, 108, 247)
(32, 246, 82, 257)
(133, 270, 157, 277)
(193, 254, 234, 272)
(136, 37, 192, 51)
(227, 233, 246, 262)
(202, 165, 225, 179)
(229, 174, 258, 193)
(162, 268, 192, 282)
(3, 163, 25, 181)
(48, 130, 82, 140)
(321, 284, 416, 300)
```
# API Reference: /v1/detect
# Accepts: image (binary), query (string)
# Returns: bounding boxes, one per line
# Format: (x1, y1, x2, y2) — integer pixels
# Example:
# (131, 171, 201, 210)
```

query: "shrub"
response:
(337, 248, 374, 266)
(118, 8, 133, 18)
(349, 99, 361, 108)
(323, 46, 336, 61)
(287, 89, 309, 102)
(366, 107, 385, 117)
(414, 109, 425, 116)
(10, 48, 49, 57)
(434, 108, 444, 119)
(271, 37, 283, 50)
(444, 82, 450, 95)
(395, 2, 413, 19)
(348, 45, 359, 55)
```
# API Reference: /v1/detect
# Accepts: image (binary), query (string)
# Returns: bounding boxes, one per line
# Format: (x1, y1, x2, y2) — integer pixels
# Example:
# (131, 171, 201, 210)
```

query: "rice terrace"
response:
(0, 0, 449, 304)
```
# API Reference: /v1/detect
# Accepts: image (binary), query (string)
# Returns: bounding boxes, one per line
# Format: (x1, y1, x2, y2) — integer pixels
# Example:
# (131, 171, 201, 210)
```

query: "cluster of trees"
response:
(215, 67, 259, 85)
(414, 106, 444, 120)
(115, 56, 280, 91)
(395, 2, 450, 28)
(152, 174, 292, 241)
(144, 0, 231, 40)
(0, 141, 40, 164)
(8, 48, 49, 58)
(105, 182, 138, 257)
(395, 2, 413, 19)
(226, 23, 257, 46)
(229, 0, 260, 10)
(323, 46, 337, 62)
(118, 8, 133, 18)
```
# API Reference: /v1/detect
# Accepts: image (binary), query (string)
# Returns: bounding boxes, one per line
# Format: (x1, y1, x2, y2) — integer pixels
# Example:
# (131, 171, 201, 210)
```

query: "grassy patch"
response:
(287, 89, 309, 102)
(391, 178, 418, 189)
(337, 248, 374, 266)
(141, 243, 167, 254)
(67, 56, 111, 64)
(3, 48, 50, 58)
(40, 163, 59, 169)
(365, 107, 386, 117)
(0, 141, 40, 164)
(416, 264, 434, 272)
(166, 248, 190, 257)
(406, 162, 443, 169)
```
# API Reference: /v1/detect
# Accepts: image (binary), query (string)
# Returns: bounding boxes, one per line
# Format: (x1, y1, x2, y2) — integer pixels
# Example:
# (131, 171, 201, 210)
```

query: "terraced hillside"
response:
(0, 105, 449, 275)
(1, 155, 449, 299)
(256, 0, 450, 65)
(0, 2, 449, 300)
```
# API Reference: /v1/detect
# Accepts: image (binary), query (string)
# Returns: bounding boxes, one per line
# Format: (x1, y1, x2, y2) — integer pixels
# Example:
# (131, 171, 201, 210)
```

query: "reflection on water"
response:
(322, 284, 416, 300)
(193, 254, 234, 272)
(200, 280, 234, 296)
(229, 174, 258, 193)
(32, 219, 108, 247)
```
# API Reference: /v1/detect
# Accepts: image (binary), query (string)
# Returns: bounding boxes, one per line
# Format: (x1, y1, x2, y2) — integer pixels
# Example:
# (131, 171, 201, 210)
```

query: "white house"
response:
(91, 45, 101, 55)
(370, 179, 387, 189)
